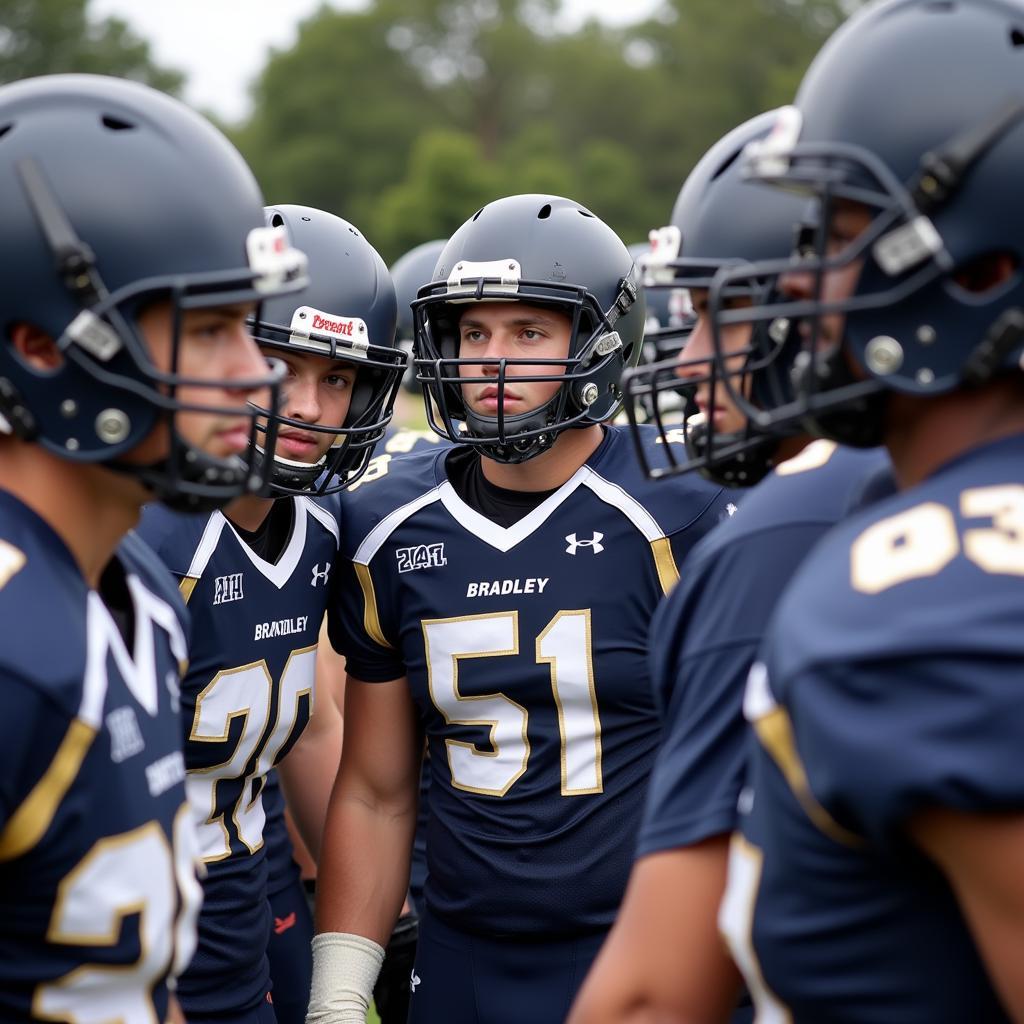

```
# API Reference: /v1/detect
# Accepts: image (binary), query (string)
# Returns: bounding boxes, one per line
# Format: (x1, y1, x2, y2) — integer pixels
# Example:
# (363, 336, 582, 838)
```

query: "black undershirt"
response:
(445, 447, 558, 528)
(99, 555, 135, 649)
(231, 498, 296, 564)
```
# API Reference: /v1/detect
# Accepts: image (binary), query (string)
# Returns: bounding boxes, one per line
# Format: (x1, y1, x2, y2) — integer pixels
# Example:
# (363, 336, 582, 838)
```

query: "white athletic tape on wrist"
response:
(306, 932, 386, 1024)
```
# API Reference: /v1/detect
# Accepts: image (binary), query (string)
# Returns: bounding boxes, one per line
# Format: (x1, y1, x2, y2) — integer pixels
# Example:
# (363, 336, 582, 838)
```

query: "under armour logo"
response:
(311, 562, 331, 587)
(565, 532, 604, 555)
(274, 912, 296, 935)
(726, 503, 738, 517)
(410, 970, 421, 993)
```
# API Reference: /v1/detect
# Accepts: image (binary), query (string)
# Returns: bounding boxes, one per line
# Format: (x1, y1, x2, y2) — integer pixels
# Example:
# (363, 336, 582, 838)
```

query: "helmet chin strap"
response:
(252, 442, 327, 495)
(686, 416, 782, 488)
(462, 391, 562, 464)
(110, 447, 255, 514)
(792, 344, 889, 448)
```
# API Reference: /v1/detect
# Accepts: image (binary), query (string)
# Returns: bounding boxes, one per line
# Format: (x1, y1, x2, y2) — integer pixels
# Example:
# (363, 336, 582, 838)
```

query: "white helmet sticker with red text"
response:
(289, 306, 370, 358)
(247, 224, 308, 293)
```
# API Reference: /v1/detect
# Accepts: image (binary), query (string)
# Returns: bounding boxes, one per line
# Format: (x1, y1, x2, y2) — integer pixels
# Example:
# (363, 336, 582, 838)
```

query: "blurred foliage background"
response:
(1, 0, 861, 260)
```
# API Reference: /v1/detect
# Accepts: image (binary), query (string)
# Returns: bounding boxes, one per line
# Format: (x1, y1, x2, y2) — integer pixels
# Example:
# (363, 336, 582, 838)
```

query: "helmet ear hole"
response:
(1012, 27, 1024, 47)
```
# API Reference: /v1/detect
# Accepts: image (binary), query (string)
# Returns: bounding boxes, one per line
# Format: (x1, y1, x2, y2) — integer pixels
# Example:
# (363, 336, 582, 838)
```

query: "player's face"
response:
(676, 288, 752, 435)
(779, 201, 873, 350)
(128, 301, 272, 464)
(457, 302, 572, 416)
(268, 349, 357, 463)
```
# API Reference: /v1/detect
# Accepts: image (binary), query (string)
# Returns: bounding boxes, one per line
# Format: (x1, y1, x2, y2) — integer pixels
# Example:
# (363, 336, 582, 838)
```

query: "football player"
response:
(288, 243, 453, 1024)
(0, 74, 306, 1023)
(306, 193, 735, 1024)
(706, 2, 1024, 1020)
(567, 111, 892, 1024)
(136, 205, 405, 1024)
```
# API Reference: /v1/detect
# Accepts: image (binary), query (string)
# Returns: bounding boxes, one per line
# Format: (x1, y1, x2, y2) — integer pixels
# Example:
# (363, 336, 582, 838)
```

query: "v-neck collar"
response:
(222, 497, 308, 589)
(437, 465, 592, 553)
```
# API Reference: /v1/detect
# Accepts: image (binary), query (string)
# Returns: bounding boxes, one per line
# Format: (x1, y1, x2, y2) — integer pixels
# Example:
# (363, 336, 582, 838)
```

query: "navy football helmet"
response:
(0, 74, 307, 511)
(628, 240, 694, 366)
(710, 0, 1024, 447)
(413, 194, 645, 463)
(621, 112, 805, 485)
(251, 206, 405, 494)
(391, 239, 446, 395)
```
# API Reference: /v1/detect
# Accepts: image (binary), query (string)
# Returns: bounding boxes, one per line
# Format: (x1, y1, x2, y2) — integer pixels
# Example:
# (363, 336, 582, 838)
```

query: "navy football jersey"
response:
(136, 495, 340, 1014)
(637, 442, 892, 857)
(259, 425, 450, 900)
(0, 490, 201, 1023)
(262, 769, 301, 897)
(376, 424, 451, 911)
(721, 433, 1024, 1022)
(330, 425, 734, 937)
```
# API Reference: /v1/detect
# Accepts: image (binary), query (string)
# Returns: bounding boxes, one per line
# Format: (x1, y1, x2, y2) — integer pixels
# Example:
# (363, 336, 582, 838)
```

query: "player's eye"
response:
(192, 320, 229, 340)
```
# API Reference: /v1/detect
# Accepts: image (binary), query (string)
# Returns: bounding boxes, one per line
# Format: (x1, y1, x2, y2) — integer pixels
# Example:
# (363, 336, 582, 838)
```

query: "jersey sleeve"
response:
(0, 673, 79, 842)
(665, 487, 740, 570)
(638, 523, 826, 856)
(638, 627, 756, 855)
(790, 652, 1024, 850)
(327, 557, 406, 683)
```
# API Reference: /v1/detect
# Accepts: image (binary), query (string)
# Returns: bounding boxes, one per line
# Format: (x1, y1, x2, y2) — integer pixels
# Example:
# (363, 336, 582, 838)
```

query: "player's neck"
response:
(885, 378, 1024, 489)
(0, 441, 143, 588)
(773, 434, 813, 466)
(225, 493, 276, 532)
(479, 424, 605, 491)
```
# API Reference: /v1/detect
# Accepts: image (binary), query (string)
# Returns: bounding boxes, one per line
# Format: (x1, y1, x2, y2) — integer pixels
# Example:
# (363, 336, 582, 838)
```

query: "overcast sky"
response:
(90, 0, 661, 122)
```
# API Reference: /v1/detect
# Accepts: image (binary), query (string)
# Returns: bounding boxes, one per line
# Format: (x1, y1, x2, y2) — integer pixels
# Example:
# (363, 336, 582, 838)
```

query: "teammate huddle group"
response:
(3, 1, 1024, 1022)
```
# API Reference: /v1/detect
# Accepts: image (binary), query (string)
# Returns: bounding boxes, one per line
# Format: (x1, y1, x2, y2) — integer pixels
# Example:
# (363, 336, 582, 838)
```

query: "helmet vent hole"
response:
(0, 124, 11, 141)
(1011, 27, 1024, 47)
(472, 208, 484, 221)
(578, 210, 595, 218)
(538, 203, 552, 219)
(101, 114, 135, 131)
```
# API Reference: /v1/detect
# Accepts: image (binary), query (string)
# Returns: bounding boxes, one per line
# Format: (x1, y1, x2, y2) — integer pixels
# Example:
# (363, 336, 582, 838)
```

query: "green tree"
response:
(0, 0, 182, 91)
(233, 4, 437, 248)
(624, 0, 856, 211)
(371, 129, 505, 256)
(234, 0, 861, 259)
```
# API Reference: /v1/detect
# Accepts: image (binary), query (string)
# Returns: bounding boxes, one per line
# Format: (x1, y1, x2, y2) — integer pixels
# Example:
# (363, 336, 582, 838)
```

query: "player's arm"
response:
(568, 840, 741, 1024)
(909, 809, 1024, 1022)
(571, 542, 763, 1024)
(307, 672, 420, 1024)
(165, 995, 185, 1024)
(277, 615, 346, 861)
